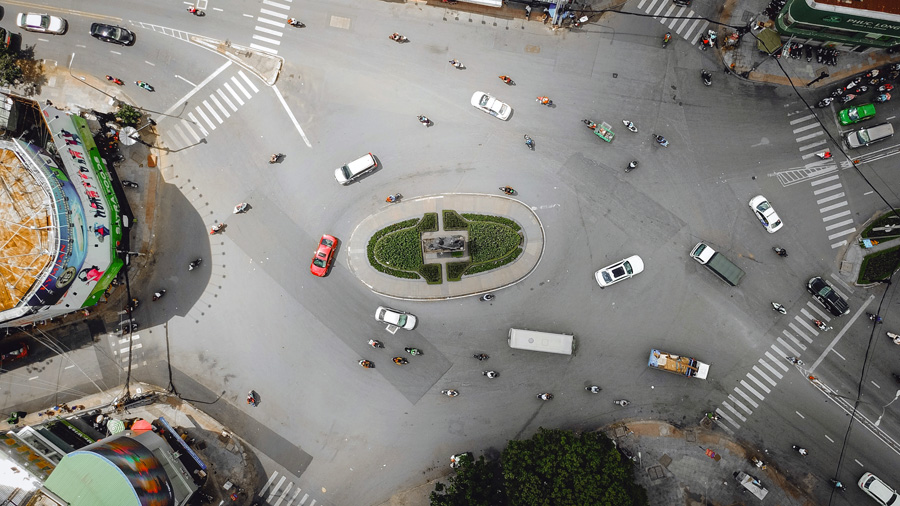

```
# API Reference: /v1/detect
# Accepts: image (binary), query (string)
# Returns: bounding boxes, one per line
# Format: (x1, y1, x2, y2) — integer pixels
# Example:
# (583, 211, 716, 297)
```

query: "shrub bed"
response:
(418, 212, 438, 232)
(367, 218, 421, 279)
(462, 213, 522, 231)
(858, 244, 900, 283)
(419, 263, 442, 284)
(374, 227, 423, 271)
(443, 210, 469, 230)
(466, 247, 522, 275)
(861, 211, 900, 240)
(468, 222, 523, 263)
(447, 261, 470, 281)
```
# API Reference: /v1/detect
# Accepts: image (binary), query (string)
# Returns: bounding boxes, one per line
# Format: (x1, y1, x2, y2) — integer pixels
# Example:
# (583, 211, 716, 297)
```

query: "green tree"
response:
(115, 104, 142, 127)
(430, 454, 506, 506)
(502, 428, 648, 506)
(0, 51, 23, 86)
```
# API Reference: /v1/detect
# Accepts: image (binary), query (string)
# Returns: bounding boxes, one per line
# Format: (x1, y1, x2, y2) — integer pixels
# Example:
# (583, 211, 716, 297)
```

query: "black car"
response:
(0, 28, 11, 51)
(807, 277, 850, 316)
(89, 23, 134, 46)
(673, 0, 692, 5)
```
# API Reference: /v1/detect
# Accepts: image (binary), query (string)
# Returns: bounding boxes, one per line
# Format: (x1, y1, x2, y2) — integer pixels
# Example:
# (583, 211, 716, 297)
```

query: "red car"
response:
(0, 342, 28, 365)
(310, 235, 337, 276)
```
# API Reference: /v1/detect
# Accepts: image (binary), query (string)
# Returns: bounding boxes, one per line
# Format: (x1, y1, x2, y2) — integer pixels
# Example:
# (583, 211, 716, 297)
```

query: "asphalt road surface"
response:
(2, 1, 899, 505)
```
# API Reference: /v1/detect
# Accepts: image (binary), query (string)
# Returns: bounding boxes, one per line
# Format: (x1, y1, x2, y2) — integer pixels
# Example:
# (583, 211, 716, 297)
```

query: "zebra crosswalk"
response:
(259, 471, 319, 506)
(715, 291, 846, 431)
(250, 0, 299, 55)
(635, 0, 710, 45)
(161, 70, 262, 150)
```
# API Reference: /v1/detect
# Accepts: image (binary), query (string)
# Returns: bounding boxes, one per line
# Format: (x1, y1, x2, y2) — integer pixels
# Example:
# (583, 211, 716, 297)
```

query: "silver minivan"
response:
(845, 122, 893, 148)
(334, 153, 377, 185)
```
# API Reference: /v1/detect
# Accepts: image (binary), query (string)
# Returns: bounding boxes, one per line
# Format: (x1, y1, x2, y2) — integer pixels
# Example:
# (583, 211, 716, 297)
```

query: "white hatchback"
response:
(859, 473, 898, 506)
(748, 195, 783, 233)
(594, 255, 644, 288)
(470, 91, 511, 120)
(375, 306, 417, 330)
(17, 13, 67, 34)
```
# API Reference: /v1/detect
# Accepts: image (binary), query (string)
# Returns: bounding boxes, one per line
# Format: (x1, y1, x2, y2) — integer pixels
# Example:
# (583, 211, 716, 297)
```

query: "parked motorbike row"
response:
(763, 0, 786, 19)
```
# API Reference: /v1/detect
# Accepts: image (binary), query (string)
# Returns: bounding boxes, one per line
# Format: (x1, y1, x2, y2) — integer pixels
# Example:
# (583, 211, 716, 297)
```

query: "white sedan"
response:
(470, 91, 511, 121)
(375, 306, 417, 330)
(748, 195, 783, 233)
(17, 13, 67, 34)
(594, 255, 644, 288)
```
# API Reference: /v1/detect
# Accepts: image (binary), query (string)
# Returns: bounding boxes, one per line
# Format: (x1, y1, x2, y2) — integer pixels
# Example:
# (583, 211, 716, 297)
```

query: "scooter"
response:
(653, 134, 669, 147)
(386, 193, 402, 203)
(368, 339, 384, 348)
(662, 32, 671, 48)
(537, 393, 554, 401)
(442, 389, 459, 397)
(268, 153, 282, 164)
(772, 302, 787, 314)
(498, 186, 516, 196)
(622, 119, 637, 132)
(405, 347, 422, 356)
(878, 84, 893, 92)
(813, 319, 832, 331)
(247, 391, 259, 407)
(840, 93, 857, 104)
(187, 6, 205, 16)
(583, 119, 598, 129)
(499, 75, 515, 85)
(786, 356, 804, 365)
(773, 246, 788, 257)
(449, 59, 465, 69)
(152, 290, 166, 301)
(287, 18, 305, 27)
(888, 331, 900, 345)
(122, 180, 139, 188)
(135, 81, 154, 92)
(875, 93, 891, 103)
(816, 150, 832, 159)
(106, 75, 124, 85)
(482, 370, 499, 378)
(234, 202, 249, 214)
(524, 135, 534, 150)
(792, 445, 808, 455)
(867, 312, 883, 323)
(359, 359, 374, 369)
(585, 385, 602, 393)
(389, 33, 408, 43)
(614, 399, 630, 406)
(535, 96, 552, 106)
(392, 357, 409, 365)
(701, 70, 712, 86)
(474, 353, 490, 361)
(480, 293, 495, 301)
(417, 115, 432, 127)
(189, 258, 202, 270)
(625, 161, 638, 173)
(816, 97, 833, 108)
(210, 223, 225, 235)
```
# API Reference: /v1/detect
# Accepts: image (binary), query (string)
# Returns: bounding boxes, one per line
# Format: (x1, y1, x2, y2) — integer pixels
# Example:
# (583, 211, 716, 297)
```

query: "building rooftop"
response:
(814, 0, 900, 16)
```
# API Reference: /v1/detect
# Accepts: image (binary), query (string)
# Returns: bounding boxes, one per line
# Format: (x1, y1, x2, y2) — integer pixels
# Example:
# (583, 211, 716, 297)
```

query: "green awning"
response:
(757, 29, 782, 54)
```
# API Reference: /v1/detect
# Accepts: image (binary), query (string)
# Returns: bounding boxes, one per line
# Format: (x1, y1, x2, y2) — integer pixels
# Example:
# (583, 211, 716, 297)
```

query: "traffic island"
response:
(346, 193, 544, 300)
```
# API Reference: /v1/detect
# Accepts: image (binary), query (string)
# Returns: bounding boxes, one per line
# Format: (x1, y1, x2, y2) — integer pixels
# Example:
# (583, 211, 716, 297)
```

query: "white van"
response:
(508, 328, 575, 355)
(334, 153, 377, 185)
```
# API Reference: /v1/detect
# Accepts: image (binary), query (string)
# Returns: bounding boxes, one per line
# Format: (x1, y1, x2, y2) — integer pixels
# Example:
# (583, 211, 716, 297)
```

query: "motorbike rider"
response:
(483, 370, 498, 378)
(474, 353, 489, 361)
(269, 153, 279, 163)
(536, 96, 552, 105)
(359, 359, 374, 368)
(189, 258, 202, 270)
(499, 75, 513, 84)
(663, 32, 671, 44)
(188, 6, 198, 13)
(417, 115, 430, 125)
(368, 339, 383, 348)
(586, 385, 601, 393)
(524, 135, 534, 148)
(449, 59, 462, 68)
(393, 357, 408, 365)
(405, 347, 421, 356)
(538, 393, 553, 401)
(480, 293, 495, 301)
(152, 290, 166, 301)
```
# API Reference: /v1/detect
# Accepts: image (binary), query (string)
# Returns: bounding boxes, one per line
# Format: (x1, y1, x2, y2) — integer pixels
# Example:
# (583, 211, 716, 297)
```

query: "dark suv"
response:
(807, 277, 849, 316)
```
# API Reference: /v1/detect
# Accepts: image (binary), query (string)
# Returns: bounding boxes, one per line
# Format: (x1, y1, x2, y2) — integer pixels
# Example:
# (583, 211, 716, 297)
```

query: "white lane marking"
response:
(259, 471, 279, 496)
(825, 219, 854, 231)
(817, 192, 845, 204)
(239, 70, 260, 93)
(187, 112, 209, 136)
(261, 8, 288, 17)
(796, 131, 825, 142)
(273, 84, 312, 148)
(813, 183, 843, 195)
(828, 228, 856, 240)
(231, 76, 253, 99)
(790, 114, 816, 125)
(266, 475, 287, 502)
(822, 209, 851, 222)
(728, 394, 753, 415)
(194, 105, 216, 130)
(202, 100, 223, 124)
(811, 174, 840, 185)
(739, 380, 765, 400)
(273, 482, 292, 506)
(180, 122, 201, 143)
(831, 240, 848, 248)
(776, 337, 801, 356)
(256, 25, 285, 35)
(162, 60, 232, 118)
(224, 82, 245, 106)
(819, 201, 848, 213)
(759, 358, 784, 379)
(721, 400, 748, 422)
(249, 43, 280, 54)
(788, 323, 814, 343)
(746, 373, 772, 394)
(734, 387, 760, 408)
(752, 365, 777, 386)
(216, 88, 238, 111)
(792, 122, 821, 133)
(209, 94, 230, 118)
(252, 34, 282, 45)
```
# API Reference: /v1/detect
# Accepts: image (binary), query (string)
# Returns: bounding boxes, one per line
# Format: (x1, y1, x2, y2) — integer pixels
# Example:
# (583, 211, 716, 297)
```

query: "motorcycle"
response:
(537, 393, 554, 401)
(247, 390, 259, 407)
(386, 193, 402, 203)
(135, 81, 154, 92)
(106, 75, 124, 85)
(653, 134, 669, 147)
(662, 32, 671, 48)
(840, 93, 857, 104)
(786, 356, 804, 365)
(392, 356, 409, 365)
(701, 69, 712, 86)
(499, 75, 515, 85)
(287, 18, 305, 27)
(875, 93, 891, 103)
(813, 319, 832, 331)
(867, 312, 883, 323)
(189, 258, 202, 271)
(234, 202, 249, 214)
(622, 119, 637, 132)
(389, 33, 409, 43)
(830, 479, 845, 491)
(417, 115, 432, 127)
(449, 59, 465, 69)
(816, 97, 833, 108)
(625, 160, 638, 173)
(268, 153, 282, 164)
(524, 135, 534, 150)
(480, 293, 495, 301)
(498, 186, 516, 196)
(816, 150, 832, 159)
(535, 96, 552, 106)
(699, 29, 716, 50)
(831, 87, 846, 97)
(359, 359, 374, 369)
(368, 339, 384, 348)
(878, 84, 894, 92)
(585, 385, 602, 394)
(210, 223, 225, 235)
(845, 76, 862, 89)
(772, 302, 786, 314)
(792, 445, 808, 456)
(614, 399, 629, 406)
(441, 389, 459, 397)
(122, 180, 139, 188)
(888, 331, 900, 345)
(474, 353, 490, 361)
(482, 370, 499, 378)
(152, 290, 166, 301)
(773, 246, 788, 257)
(405, 347, 422, 356)
(583, 119, 599, 129)
(187, 6, 205, 16)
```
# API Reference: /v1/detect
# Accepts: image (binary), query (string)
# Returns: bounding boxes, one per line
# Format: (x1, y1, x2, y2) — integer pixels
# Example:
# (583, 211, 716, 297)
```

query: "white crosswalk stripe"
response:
(257, 471, 322, 506)
(634, 0, 707, 44)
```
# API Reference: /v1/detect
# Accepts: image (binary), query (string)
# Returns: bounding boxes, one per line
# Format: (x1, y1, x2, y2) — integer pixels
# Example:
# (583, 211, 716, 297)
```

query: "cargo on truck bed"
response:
(648, 349, 709, 379)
